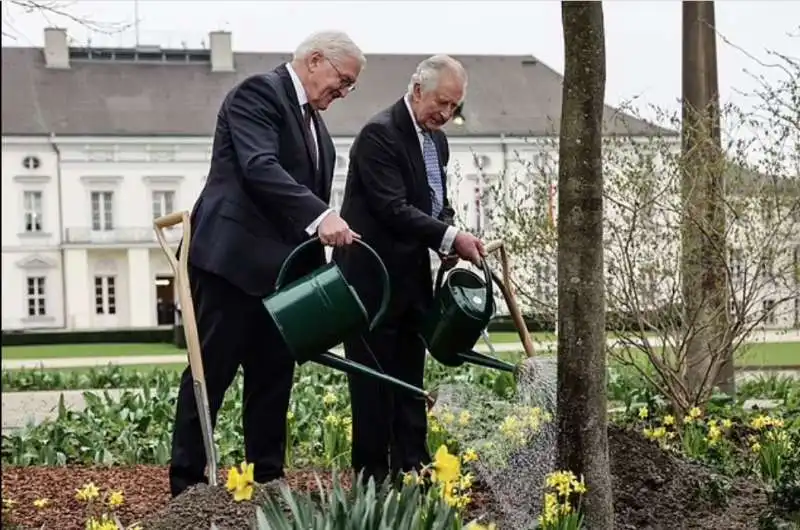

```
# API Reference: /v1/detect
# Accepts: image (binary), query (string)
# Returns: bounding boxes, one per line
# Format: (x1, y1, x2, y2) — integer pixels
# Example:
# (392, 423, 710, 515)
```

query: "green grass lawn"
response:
(495, 341, 800, 369)
(1, 342, 183, 360)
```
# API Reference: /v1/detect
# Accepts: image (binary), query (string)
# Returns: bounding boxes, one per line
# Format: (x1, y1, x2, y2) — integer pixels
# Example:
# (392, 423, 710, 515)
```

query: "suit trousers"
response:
(343, 295, 430, 487)
(168, 265, 295, 497)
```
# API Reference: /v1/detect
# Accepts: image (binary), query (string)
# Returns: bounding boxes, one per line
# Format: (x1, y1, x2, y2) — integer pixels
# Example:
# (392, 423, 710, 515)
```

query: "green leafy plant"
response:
(255, 472, 463, 530)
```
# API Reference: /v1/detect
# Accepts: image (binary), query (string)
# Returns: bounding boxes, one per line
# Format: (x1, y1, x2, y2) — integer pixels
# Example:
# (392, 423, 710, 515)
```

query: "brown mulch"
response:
(1, 426, 772, 529)
(1, 466, 492, 530)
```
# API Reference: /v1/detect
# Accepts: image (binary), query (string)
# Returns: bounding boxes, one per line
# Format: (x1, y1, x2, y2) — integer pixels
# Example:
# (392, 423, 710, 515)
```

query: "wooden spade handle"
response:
(484, 240, 536, 358)
(152, 211, 208, 383)
(153, 211, 185, 229)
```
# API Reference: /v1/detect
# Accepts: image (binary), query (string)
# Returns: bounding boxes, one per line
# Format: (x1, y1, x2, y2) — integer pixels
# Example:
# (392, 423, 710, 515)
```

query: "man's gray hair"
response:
(293, 31, 366, 69)
(407, 55, 467, 99)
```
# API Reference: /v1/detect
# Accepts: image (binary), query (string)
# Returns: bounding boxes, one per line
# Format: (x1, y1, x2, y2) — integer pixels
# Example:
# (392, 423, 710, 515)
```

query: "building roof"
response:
(1, 46, 675, 138)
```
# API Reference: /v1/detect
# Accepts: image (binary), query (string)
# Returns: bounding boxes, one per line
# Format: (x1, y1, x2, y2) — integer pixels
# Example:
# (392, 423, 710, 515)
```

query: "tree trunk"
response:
(556, 3, 615, 528)
(680, 1, 732, 398)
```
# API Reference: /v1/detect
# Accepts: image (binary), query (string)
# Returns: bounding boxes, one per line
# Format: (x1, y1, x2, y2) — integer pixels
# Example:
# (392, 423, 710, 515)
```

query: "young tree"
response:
(556, 2, 615, 527)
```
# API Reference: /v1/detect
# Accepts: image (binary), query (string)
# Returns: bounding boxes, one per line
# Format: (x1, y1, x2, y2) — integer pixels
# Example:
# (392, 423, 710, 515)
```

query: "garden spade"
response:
(154, 211, 218, 487)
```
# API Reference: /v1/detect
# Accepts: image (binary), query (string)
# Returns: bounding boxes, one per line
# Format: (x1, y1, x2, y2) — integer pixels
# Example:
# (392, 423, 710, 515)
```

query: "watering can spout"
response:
(458, 350, 517, 373)
(315, 352, 430, 401)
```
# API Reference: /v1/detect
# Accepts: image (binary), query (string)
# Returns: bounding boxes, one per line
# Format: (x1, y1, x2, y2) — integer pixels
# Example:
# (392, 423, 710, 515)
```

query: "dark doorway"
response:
(155, 275, 176, 326)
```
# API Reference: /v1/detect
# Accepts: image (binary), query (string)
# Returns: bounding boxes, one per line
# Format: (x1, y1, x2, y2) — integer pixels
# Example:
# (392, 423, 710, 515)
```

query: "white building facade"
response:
(1, 133, 522, 331)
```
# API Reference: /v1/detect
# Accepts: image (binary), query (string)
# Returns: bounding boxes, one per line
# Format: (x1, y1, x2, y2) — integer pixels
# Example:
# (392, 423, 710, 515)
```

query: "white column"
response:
(127, 248, 153, 327)
(64, 249, 90, 329)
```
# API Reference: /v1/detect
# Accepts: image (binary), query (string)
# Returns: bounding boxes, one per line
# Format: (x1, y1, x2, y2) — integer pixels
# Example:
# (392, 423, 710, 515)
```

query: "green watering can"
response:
(421, 258, 516, 373)
(263, 237, 430, 401)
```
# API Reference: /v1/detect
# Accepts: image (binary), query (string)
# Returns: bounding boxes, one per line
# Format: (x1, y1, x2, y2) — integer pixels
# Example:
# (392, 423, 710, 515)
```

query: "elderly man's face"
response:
(305, 51, 361, 110)
(411, 70, 464, 132)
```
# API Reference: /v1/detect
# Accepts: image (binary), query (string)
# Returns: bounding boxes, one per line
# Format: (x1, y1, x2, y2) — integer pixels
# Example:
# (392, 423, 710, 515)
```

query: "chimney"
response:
(43, 27, 70, 69)
(209, 31, 234, 72)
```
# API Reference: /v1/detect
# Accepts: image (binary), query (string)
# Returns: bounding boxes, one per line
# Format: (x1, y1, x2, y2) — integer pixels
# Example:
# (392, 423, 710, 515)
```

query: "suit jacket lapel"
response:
(391, 99, 431, 212)
(276, 65, 317, 172)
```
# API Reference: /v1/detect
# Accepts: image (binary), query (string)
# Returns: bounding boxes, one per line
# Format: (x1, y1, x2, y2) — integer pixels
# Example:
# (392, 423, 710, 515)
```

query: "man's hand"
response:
(439, 253, 459, 271)
(452, 231, 486, 266)
(317, 211, 360, 247)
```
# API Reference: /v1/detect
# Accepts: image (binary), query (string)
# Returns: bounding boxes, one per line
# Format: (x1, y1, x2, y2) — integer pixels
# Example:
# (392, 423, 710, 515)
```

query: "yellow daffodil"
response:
(707, 423, 722, 446)
(322, 392, 338, 406)
(32, 498, 49, 509)
(462, 448, 479, 463)
(75, 482, 100, 502)
(226, 461, 255, 502)
(431, 445, 460, 485)
(107, 490, 124, 508)
(458, 410, 472, 426)
(662, 415, 675, 426)
(638, 406, 649, 419)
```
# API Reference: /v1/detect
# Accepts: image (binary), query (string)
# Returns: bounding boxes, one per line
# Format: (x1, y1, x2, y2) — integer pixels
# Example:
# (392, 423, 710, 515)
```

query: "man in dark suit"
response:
(169, 31, 366, 497)
(334, 55, 486, 486)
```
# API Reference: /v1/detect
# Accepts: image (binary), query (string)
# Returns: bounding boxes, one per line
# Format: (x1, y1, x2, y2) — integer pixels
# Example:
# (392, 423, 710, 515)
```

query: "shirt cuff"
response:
(439, 226, 458, 255)
(305, 208, 334, 236)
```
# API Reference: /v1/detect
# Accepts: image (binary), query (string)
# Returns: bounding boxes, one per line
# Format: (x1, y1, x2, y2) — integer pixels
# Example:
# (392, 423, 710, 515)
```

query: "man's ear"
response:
(307, 51, 324, 72)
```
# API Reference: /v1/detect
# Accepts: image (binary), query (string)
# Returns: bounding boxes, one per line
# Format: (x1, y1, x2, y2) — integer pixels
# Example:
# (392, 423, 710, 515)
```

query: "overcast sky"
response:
(2, 0, 798, 129)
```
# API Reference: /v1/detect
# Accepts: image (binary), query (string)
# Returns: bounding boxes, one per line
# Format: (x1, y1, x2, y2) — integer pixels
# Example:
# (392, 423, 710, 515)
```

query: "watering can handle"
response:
(433, 257, 494, 319)
(274, 237, 391, 331)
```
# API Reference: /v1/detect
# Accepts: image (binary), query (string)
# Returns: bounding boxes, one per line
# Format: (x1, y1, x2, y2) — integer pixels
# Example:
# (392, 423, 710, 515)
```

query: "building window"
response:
(94, 276, 117, 315)
(762, 299, 777, 325)
(152, 190, 175, 220)
(91, 191, 114, 230)
(23, 190, 43, 232)
(26, 276, 46, 317)
(22, 155, 41, 170)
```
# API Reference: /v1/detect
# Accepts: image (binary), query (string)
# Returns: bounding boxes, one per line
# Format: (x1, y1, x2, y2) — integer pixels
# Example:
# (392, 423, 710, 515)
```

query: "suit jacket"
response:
(187, 65, 337, 297)
(334, 98, 456, 320)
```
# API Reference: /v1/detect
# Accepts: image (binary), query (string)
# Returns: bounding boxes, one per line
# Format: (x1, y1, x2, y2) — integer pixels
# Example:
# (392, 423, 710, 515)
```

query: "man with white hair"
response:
(169, 30, 365, 497)
(334, 54, 486, 485)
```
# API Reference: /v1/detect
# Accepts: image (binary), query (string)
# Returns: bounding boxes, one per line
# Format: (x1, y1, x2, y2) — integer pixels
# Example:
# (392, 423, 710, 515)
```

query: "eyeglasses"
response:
(326, 57, 357, 93)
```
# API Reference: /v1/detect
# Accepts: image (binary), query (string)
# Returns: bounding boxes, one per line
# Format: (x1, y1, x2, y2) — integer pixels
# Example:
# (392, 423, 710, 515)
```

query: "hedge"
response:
(2, 327, 174, 347)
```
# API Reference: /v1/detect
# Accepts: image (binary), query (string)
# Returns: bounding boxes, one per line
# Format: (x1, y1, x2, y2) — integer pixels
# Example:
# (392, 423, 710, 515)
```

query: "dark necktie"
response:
(302, 103, 320, 173)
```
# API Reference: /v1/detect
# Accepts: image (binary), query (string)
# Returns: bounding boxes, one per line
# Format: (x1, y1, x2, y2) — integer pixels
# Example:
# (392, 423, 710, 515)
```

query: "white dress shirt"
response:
(285, 63, 331, 236)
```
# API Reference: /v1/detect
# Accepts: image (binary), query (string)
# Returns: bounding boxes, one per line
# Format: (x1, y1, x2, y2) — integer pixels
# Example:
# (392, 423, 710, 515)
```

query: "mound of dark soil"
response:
(608, 424, 770, 529)
(138, 482, 273, 530)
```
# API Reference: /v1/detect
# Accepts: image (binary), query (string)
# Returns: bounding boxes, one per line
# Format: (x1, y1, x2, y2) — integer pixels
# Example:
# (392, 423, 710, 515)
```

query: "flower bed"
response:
(2, 365, 798, 528)
(0, 424, 777, 529)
